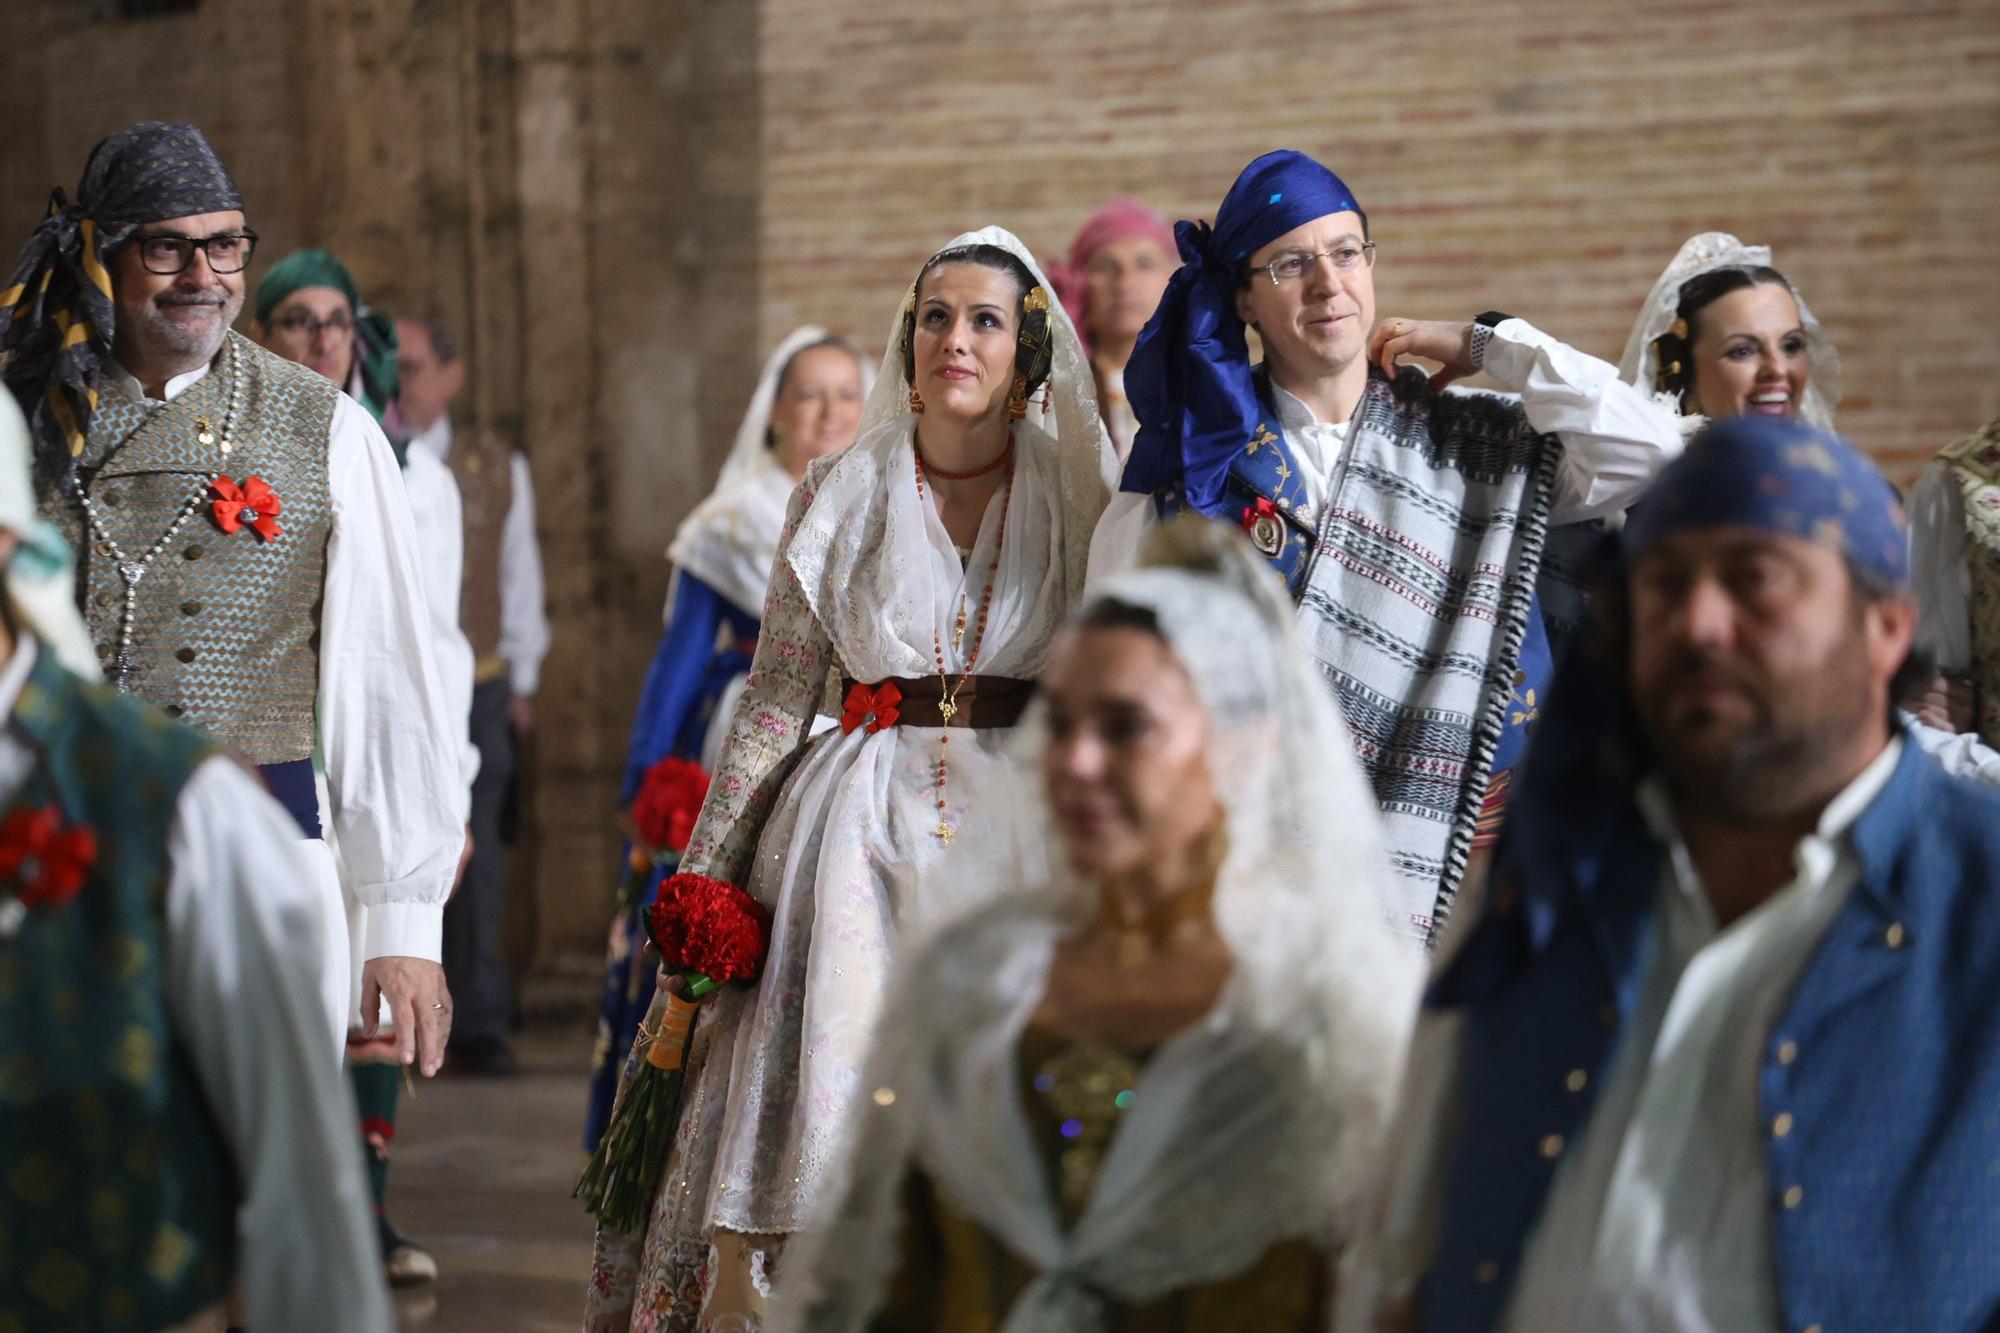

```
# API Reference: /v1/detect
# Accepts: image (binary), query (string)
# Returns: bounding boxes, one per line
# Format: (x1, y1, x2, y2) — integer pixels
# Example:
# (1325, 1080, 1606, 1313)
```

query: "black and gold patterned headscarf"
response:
(0, 122, 244, 485)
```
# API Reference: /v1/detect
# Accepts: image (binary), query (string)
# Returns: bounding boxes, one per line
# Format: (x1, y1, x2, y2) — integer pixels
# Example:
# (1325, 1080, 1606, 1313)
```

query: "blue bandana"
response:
(1120, 150, 1364, 511)
(1623, 415, 1908, 588)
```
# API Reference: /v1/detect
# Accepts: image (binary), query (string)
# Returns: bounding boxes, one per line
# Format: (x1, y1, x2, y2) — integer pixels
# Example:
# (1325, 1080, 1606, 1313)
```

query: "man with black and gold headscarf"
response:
(1, 123, 465, 1090)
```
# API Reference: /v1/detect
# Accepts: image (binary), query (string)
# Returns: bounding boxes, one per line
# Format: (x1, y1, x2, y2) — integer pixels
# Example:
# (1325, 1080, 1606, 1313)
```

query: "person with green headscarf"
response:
(253, 246, 479, 1290)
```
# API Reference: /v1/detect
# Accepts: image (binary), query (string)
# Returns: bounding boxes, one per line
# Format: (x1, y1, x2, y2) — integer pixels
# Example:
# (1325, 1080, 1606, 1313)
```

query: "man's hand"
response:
(359, 956, 452, 1077)
(1370, 318, 1478, 391)
(508, 693, 536, 735)
(1913, 671, 1977, 734)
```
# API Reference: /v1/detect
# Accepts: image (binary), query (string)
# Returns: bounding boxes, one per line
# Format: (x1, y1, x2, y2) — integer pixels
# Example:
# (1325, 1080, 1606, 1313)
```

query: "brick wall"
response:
(2, 0, 1996, 958)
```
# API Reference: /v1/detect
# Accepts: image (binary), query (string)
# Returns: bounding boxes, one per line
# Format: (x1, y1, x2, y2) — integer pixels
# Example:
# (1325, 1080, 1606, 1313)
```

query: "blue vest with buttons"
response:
(1422, 735, 2000, 1333)
(0, 648, 231, 1332)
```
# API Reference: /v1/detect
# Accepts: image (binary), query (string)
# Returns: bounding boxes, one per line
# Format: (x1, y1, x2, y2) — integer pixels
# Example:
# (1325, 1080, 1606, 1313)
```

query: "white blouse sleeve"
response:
(1908, 459, 1972, 673)
(498, 450, 551, 697)
(164, 756, 394, 1333)
(1479, 318, 1686, 526)
(403, 450, 479, 822)
(319, 395, 465, 962)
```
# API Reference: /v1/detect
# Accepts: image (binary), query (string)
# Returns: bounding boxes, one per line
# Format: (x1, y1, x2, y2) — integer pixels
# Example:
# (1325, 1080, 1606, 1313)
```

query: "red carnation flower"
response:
(631, 757, 711, 854)
(0, 806, 97, 910)
(647, 873, 772, 986)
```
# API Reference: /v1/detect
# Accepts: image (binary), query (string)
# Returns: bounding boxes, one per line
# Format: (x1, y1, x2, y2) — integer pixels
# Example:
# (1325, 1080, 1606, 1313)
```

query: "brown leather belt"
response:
(838, 674, 1036, 732)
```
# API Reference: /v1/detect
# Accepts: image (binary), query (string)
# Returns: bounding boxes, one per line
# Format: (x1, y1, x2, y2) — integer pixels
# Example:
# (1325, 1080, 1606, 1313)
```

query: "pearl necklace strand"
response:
(73, 340, 242, 691)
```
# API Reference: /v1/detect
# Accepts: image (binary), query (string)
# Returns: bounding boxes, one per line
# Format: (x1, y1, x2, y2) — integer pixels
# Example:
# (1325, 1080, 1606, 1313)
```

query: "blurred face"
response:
(1687, 283, 1810, 420)
(769, 344, 865, 477)
(1040, 624, 1221, 880)
(911, 262, 1020, 425)
(111, 209, 247, 374)
(258, 285, 355, 386)
(1235, 211, 1374, 383)
(395, 319, 464, 433)
(1627, 528, 1910, 818)
(1083, 234, 1175, 349)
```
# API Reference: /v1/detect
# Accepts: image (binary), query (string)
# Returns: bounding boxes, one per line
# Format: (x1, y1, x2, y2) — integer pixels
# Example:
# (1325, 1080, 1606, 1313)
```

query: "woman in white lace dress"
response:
(776, 519, 1422, 1332)
(584, 227, 1117, 1332)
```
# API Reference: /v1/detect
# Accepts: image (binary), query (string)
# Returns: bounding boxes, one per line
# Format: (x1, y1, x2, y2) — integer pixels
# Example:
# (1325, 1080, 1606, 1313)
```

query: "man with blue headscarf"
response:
(0, 123, 465, 1080)
(1089, 150, 1684, 946)
(1351, 415, 2000, 1332)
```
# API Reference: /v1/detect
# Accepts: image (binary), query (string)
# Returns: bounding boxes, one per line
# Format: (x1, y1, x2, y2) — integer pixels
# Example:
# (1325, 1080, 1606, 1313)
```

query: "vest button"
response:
(1783, 1185, 1804, 1209)
(95, 642, 111, 659)
(1776, 1040, 1798, 1066)
(176, 648, 197, 664)
(1884, 922, 1906, 949)
(164, 704, 183, 718)
(1538, 1134, 1565, 1159)
(93, 591, 113, 608)
(1474, 1261, 1500, 1284)
(180, 600, 202, 616)
(1772, 1112, 1794, 1139)
(1565, 1069, 1588, 1093)
(99, 489, 120, 506)
(183, 544, 203, 560)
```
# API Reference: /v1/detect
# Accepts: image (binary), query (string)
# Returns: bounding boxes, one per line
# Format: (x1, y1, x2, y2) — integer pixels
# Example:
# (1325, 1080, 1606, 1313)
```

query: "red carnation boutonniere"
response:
(840, 680, 902, 735)
(210, 475, 284, 542)
(0, 805, 98, 938)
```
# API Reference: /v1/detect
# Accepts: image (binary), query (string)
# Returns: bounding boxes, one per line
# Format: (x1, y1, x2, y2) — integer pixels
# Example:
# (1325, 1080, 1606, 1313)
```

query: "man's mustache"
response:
(156, 291, 228, 308)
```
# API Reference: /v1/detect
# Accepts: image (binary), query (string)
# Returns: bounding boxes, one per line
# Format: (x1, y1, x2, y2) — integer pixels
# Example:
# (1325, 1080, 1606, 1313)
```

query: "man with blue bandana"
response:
(1352, 415, 2000, 1332)
(1088, 150, 1684, 946)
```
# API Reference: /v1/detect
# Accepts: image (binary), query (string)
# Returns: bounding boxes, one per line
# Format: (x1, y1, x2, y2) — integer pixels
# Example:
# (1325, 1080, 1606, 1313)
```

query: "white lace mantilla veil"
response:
(784, 225, 1119, 630)
(777, 520, 1424, 1333)
(1616, 231, 1842, 431)
(664, 325, 874, 617)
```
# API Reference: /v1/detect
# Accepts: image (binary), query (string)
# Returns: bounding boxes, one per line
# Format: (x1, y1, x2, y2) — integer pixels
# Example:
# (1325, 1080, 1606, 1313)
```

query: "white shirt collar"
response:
(105, 358, 211, 407)
(409, 415, 453, 463)
(0, 636, 40, 722)
(1267, 379, 1350, 437)
(1638, 736, 1904, 920)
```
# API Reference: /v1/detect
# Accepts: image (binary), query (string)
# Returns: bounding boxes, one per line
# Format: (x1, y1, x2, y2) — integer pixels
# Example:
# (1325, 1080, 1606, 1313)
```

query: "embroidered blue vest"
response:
(1424, 737, 2000, 1332)
(0, 649, 233, 1332)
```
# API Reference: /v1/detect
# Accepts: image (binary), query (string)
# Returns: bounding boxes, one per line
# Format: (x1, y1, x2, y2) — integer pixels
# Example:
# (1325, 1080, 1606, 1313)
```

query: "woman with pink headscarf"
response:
(1049, 199, 1178, 459)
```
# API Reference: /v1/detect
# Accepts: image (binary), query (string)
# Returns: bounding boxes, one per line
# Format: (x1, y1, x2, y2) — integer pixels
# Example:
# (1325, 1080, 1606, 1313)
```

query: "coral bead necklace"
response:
(913, 434, 1015, 845)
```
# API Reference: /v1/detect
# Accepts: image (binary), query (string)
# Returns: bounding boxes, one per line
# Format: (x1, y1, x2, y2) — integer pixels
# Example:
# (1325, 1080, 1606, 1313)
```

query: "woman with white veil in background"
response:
(584, 227, 1117, 1331)
(777, 518, 1421, 1332)
(584, 329, 869, 1154)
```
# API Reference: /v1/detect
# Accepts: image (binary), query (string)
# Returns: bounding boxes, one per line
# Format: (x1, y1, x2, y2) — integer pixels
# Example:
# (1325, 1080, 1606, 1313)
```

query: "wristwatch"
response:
(1469, 311, 1512, 370)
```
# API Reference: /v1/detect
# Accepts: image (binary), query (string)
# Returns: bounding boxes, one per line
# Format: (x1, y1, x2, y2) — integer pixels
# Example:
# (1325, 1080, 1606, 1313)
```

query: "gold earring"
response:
(1007, 375, 1029, 421)
(908, 387, 924, 414)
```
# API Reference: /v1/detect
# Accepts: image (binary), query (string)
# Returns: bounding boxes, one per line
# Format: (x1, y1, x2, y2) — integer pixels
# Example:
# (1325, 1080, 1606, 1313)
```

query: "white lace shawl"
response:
(667, 326, 854, 616)
(1616, 231, 1841, 431)
(777, 531, 1424, 1333)
(791, 225, 1117, 626)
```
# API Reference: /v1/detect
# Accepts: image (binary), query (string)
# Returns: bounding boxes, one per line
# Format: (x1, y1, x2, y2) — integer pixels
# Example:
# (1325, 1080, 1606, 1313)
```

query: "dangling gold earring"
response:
(1007, 375, 1029, 422)
(908, 387, 924, 414)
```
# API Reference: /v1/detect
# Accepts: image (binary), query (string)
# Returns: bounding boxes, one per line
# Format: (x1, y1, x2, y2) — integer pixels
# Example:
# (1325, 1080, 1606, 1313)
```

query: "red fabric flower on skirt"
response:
(0, 806, 98, 910)
(211, 475, 284, 541)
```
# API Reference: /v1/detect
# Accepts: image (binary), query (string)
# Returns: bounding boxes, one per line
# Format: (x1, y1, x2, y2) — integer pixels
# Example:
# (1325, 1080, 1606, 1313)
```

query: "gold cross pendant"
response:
(934, 821, 956, 845)
(937, 698, 957, 723)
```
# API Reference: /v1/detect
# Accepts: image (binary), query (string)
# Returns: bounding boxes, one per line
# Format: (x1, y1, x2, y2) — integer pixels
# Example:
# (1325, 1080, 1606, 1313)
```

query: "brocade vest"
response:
(39, 333, 338, 764)
(0, 648, 234, 1333)
(444, 423, 514, 667)
(1937, 419, 2000, 749)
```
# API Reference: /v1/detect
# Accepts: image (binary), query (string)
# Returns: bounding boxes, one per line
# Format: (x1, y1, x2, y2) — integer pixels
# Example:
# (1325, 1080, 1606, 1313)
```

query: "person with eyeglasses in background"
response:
(0, 120, 466, 1304)
(1088, 149, 1687, 950)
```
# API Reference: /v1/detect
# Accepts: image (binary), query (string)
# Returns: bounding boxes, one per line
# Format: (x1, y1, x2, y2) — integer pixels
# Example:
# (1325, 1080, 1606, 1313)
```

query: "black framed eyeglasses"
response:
(134, 228, 259, 276)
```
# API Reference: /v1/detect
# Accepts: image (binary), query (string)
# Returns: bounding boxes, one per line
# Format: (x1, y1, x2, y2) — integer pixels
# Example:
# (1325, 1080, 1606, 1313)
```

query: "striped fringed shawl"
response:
(1294, 370, 1560, 947)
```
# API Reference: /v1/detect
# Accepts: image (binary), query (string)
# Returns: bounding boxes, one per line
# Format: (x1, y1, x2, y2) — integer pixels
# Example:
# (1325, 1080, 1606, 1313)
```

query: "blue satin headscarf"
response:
(1120, 149, 1365, 512)
(1623, 414, 1908, 588)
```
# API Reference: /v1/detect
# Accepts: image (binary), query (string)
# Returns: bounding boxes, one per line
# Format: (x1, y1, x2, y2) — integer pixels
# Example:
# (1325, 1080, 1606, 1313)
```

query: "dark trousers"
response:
(444, 677, 515, 1045)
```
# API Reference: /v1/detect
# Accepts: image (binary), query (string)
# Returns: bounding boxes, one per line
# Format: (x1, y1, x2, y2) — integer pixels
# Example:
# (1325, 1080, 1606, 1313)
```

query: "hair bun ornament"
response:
(1670, 318, 1690, 340)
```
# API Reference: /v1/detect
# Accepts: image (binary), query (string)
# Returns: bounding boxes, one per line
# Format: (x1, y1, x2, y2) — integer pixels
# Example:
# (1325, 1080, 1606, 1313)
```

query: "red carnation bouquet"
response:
(616, 757, 711, 913)
(576, 872, 773, 1232)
